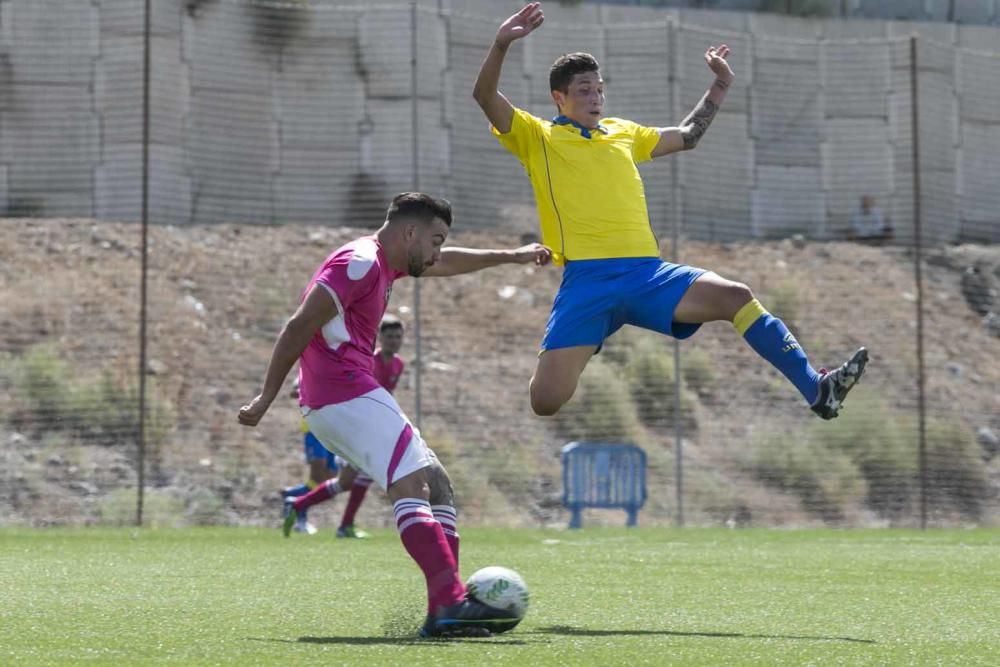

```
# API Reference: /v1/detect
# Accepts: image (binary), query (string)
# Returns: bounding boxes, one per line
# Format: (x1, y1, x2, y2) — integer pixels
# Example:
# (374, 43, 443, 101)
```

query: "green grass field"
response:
(2, 527, 998, 666)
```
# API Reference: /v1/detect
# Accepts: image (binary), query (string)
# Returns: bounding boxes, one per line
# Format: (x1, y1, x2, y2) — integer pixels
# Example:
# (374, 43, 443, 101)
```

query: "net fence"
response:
(1, 0, 998, 529)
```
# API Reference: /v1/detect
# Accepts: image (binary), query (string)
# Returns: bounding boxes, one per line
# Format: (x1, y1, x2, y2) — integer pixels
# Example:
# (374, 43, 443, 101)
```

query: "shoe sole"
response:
(826, 347, 869, 418)
(835, 348, 869, 401)
(419, 626, 493, 639)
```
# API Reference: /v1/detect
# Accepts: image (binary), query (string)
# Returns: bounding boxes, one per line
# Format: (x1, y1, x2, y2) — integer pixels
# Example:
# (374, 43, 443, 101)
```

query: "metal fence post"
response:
(909, 35, 928, 530)
(668, 17, 684, 527)
(410, 1, 423, 428)
(136, 0, 152, 527)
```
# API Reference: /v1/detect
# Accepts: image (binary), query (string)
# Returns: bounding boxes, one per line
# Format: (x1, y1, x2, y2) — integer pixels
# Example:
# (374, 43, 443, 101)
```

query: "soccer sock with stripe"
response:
(394, 498, 465, 614)
(734, 298, 821, 405)
(339, 477, 372, 529)
(292, 478, 342, 513)
(432, 504, 460, 568)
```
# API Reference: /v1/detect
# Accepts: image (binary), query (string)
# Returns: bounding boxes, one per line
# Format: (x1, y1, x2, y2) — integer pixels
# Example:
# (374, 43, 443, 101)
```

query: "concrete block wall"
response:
(676, 17, 753, 240)
(0, 0, 100, 217)
(96, 0, 190, 224)
(446, 10, 533, 234)
(274, 7, 364, 226)
(0, 0, 998, 243)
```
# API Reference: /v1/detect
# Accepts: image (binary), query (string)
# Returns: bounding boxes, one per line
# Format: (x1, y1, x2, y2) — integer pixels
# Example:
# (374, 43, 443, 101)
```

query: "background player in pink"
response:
(373, 315, 406, 392)
(282, 315, 409, 538)
(239, 192, 551, 637)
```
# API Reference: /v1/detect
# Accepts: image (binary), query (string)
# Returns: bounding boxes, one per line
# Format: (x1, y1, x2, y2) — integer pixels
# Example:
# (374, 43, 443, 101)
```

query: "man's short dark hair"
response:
(550, 52, 601, 93)
(386, 192, 452, 227)
(380, 315, 405, 333)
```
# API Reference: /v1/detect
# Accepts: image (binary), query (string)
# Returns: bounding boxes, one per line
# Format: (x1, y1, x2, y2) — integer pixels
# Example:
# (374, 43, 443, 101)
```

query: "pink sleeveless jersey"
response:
(297, 236, 406, 408)
(373, 352, 405, 393)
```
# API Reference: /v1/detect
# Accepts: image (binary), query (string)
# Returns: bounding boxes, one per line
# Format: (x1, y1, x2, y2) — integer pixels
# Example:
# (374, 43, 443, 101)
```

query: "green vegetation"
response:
(762, 279, 802, 336)
(623, 338, 695, 428)
(679, 347, 716, 396)
(2, 345, 172, 448)
(0, 527, 996, 665)
(554, 357, 641, 443)
(751, 388, 990, 523)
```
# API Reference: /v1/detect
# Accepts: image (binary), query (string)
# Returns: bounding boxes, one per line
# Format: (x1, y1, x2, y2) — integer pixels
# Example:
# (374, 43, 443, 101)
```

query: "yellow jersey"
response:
(492, 107, 662, 264)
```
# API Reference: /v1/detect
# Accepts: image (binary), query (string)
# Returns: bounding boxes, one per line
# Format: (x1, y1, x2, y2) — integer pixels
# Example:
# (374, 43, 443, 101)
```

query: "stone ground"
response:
(1, 218, 997, 528)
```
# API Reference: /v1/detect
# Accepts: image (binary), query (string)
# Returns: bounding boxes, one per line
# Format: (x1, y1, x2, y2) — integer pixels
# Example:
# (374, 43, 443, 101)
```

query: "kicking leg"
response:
(392, 463, 515, 637)
(529, 345, 597, 416)
(426, 461, 459, 568)
(388, 467, 466, 617)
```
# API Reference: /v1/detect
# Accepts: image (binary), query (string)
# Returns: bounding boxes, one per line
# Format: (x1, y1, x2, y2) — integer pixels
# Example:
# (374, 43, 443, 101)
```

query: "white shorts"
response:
(302, 387, 434, 491)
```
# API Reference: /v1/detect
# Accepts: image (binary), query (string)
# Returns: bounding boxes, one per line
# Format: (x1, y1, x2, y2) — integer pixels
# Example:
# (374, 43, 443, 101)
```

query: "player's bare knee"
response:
(728, 282, 755, 316)
(530, 389, 565, 417)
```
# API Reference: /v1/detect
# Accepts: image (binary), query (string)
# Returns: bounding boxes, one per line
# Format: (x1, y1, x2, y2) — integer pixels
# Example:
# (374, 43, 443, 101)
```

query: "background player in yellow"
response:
(473, 2, 867, 421)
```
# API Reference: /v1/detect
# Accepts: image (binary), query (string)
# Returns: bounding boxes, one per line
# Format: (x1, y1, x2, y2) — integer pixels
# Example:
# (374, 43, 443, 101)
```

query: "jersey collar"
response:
(552, 115, 608, 139)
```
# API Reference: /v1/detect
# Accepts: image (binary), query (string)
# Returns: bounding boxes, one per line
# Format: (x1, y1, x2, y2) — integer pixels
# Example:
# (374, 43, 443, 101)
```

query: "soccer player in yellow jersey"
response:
(474, 2, 867, 420)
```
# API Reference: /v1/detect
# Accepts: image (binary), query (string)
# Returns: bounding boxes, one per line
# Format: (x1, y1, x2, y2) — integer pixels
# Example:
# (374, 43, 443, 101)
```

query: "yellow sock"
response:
(732, 298, 768, 336)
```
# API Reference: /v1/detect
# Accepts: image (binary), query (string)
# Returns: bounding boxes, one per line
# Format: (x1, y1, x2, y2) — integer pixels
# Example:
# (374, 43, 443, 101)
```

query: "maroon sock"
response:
(339, 479, 371, 529)
(432, 504, 460, 568)
(292, 478, 341, 512)
(394, 498, 465, 614)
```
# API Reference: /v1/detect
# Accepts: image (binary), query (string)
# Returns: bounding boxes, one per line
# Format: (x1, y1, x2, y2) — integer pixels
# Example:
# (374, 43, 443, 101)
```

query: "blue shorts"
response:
(542, 257, 706, 351)
(303, 431, 338, 470)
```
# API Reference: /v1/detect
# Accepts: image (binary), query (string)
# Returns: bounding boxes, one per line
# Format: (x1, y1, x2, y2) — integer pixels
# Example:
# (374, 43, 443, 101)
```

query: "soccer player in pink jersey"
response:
(282, 315, 408, 538)
(239, 192, 551, 637)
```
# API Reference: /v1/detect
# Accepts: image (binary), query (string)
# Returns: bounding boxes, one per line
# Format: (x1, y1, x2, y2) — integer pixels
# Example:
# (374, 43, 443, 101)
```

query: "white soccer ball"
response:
(465, 566, 530, 632)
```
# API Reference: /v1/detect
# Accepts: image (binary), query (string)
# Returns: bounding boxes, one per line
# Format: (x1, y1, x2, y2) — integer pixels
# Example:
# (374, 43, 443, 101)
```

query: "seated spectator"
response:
(848, 195, 894, 243)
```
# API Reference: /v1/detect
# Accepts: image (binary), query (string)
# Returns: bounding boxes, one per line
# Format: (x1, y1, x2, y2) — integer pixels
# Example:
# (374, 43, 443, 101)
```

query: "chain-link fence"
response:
(1, 0, 997, 529)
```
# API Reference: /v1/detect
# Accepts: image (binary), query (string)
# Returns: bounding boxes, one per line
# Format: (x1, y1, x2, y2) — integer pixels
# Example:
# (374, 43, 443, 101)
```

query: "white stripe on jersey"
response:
(346, 238, 378, 280)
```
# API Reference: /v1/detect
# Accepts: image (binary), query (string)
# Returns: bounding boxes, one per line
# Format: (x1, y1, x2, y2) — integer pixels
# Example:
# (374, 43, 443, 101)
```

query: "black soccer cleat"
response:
(811, 347, 869, 420)
(465, 592, 523, 634)
(418, 613, 492, 639)
(417, 597, 519, 638)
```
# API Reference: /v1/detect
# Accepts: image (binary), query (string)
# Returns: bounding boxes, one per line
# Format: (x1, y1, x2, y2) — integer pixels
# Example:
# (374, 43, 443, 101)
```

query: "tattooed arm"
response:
(650, 45, 734, 158)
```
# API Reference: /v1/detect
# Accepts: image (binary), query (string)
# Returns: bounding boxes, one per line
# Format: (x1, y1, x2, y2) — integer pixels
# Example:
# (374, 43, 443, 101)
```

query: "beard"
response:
(407, 251, 427, 277)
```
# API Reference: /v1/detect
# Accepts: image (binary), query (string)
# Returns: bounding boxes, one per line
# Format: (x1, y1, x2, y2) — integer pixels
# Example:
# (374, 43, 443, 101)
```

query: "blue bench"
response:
(560, 442, 647, 529)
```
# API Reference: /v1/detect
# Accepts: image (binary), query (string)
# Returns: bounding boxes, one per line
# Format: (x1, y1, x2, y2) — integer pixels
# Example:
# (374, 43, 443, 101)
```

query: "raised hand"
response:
(496, 2, 545, 50)
(704, 44, 734, 83)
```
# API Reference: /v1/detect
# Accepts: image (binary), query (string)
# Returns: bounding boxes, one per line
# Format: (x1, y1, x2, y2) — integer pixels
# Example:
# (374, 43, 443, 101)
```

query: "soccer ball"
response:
(465, 566, 529, 633)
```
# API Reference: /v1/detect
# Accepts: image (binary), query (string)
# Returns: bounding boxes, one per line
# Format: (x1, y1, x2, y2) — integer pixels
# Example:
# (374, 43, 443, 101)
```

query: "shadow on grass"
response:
(534, 625, 875, 644)
(246, 636, 531, 647)
(247, 625, 877, 646)
(247, 625, 872, 647)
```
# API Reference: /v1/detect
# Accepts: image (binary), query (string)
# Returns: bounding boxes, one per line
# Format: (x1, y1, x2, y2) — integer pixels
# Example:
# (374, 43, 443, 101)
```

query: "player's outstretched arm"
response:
(473, 2, 544, 134)
(238, 285, 338, 427)
(422, 243, 552, 278)
(650, 45, 734, 158)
